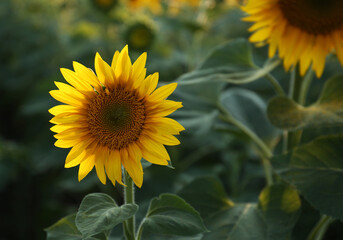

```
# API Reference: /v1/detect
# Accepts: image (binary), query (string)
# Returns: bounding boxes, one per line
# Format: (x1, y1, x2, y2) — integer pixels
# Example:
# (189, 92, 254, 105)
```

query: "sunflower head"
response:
(49, 46, 184, 187)
(125, 22, 155, 51)
(242, 0, 343, 77)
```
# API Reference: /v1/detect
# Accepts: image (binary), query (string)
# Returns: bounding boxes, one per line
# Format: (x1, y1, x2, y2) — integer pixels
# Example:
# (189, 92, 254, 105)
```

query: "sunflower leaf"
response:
(220, 88, 280, 144)
(45, 213, 107, 240)
(178, 177, 301, 240)
(140, 194, 208, 239)
(272, 134, 343, 221)
(267, 75, 343, 130)
(75, 193, 138, 238)
(176, 38, 280, 86)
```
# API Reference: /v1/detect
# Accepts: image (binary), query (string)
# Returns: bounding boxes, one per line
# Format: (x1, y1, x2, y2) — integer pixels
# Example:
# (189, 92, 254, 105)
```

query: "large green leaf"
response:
(176, 39, 280, 86)
(203, 204, 266, 240)
(258, 184, 301, 239)
(272, 134, 343, 220)
(179, 177, 301, 240)
(140, 194, 207, 239)
(267, 75, 343, 130)
(177, 177, 233, 219)
(45, 214, 106, 240)
(220, 88, 280, 144)
(173, 110, 219, 136)
(75, 193, 138, 238)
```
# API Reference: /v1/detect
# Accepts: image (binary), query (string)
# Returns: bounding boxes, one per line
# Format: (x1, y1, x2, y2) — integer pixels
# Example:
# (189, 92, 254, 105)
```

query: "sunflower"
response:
(49, 46, 184, 187)
(242, 0, 343, 77)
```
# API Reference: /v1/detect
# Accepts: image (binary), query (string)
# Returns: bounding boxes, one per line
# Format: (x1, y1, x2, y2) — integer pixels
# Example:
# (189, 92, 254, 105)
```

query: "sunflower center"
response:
(87, 87, 146, 150)
(278, 0, 343, 35)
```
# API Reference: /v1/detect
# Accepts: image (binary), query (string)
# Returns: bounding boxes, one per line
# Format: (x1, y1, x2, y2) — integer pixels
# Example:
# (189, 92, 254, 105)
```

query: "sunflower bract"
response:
(242, 0, 343, 77)
(49, 46, 184, 188)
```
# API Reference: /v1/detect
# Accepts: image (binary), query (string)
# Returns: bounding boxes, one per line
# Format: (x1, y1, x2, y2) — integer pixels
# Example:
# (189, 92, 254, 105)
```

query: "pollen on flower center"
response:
(279, 0, 343, 35)
(87, 86, 146, 150)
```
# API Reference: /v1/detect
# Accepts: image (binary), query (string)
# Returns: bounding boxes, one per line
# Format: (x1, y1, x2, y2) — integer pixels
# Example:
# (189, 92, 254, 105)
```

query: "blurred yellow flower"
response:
(49, 46, 184, 187)
(127, 0, 162, 14)
(242, 0, 343, 77)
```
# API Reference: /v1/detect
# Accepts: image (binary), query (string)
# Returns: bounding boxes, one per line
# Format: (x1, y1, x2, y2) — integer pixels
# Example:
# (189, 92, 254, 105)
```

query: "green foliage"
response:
(268, 75, 343, 130)
(220, 88, 279, 144)
(179, 177, 301, 240)
(176, 39, 280, 86)
(76, 193, 138, 238)
(140, 194, 208, 239)
(272, 135, 343, 221)
(45, 214, 107, 240)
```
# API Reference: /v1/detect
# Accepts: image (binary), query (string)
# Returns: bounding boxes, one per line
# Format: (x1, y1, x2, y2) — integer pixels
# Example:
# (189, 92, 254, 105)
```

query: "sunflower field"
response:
(2, 0, 343, 239)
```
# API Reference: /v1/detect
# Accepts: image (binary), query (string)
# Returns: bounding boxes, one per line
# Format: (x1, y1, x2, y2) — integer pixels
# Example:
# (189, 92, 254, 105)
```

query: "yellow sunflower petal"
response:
(78, 154, 96, 181)
(139, 135, 170, 160)
(145, 117, 185, 134)
(115, 46, 132, 83)
(49, 90, 85, 108)
(147, 100, 183, 117)
(50, 114, 85, 124)
(140, 145, 168, 166)
(107, 149, 124, 185)
(121, 149, 143, 188)
(48, 105, 79, 116)
(132, 52, 147, 79)
(149, 83, 178, 102)
(95, 148, 107, 184)
(72, 61, 102, 92)
(54, 128, 89, 140)
(55, 138, 80, 148)
(55, 81, 88, 101)
(111, 51, 120, 69)
(95, 52, 115, 86)
(65, 139, 93, 168)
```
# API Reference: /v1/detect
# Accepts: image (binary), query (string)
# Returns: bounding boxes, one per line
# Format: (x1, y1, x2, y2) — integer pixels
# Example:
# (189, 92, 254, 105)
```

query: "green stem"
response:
(265, 73, 285, 96)
(307, 215, 334, 240)
(287, 66, 304, 150)
(261, 156, 273, 186)
(299, 70, 314, 105)
(219, 104, 273, 185)
(136, 220, 145, 240)
(124, 171, 135, 240)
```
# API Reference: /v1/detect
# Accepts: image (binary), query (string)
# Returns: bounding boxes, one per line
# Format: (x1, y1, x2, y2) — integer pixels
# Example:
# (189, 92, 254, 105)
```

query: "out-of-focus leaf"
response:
(267, 75, 343, 130)
(176, 39, 280, 86)
(258, 184, 301, 239)
(272, 135, 343, 221)
(45, 214, 106, 240)
(174, 110, 219, 136)
(140, 194, 207, 238)
(220, 88, 280, 144)
(75, 193, 138, 238)
(179, 177, 300, 240)
(178, 177, 234, 219)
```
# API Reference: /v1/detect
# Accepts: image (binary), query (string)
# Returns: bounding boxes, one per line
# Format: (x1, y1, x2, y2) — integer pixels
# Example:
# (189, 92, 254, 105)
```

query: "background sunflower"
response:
(242, 0, 343, 77)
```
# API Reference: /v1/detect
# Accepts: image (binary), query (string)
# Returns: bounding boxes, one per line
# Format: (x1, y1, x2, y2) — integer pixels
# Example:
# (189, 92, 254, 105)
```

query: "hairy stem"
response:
(307, 215, 334, 240)
(123, 171, 135, 240)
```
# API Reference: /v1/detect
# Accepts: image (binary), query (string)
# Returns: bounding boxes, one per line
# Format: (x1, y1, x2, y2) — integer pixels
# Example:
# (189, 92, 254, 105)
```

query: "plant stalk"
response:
(265, 73, 285, 96)
(123, 171, 136, 240)
(307, 215, 334, 240)
(219, 104, 273, 185)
